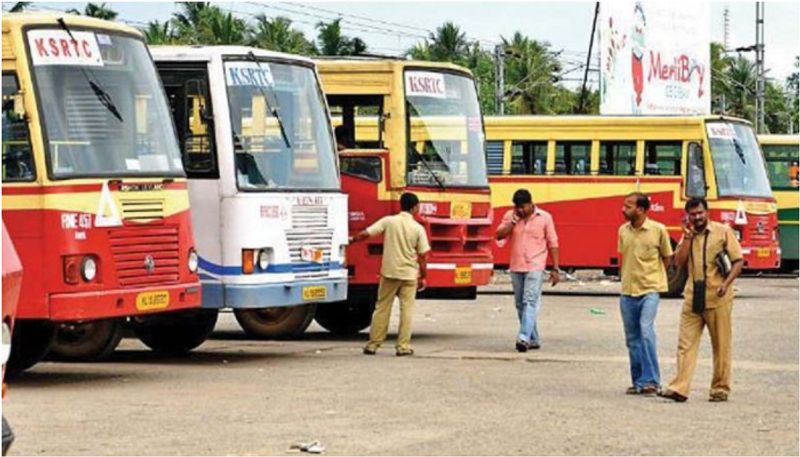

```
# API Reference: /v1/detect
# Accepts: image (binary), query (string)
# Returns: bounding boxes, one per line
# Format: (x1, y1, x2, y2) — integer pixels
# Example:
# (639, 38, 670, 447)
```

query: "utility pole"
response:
(494, 44, 505, 115)
(578, 2, 600, 113)
(755, 2, 765, 133)
(721, 5, 730, 114)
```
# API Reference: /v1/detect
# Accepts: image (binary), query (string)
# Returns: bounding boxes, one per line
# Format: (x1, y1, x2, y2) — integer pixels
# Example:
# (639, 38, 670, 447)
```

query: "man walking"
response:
(659, 198, 743, 402)
(496, 189, 560, 352)
(618, 192, 673, 395)
(349, 192, 430, 356)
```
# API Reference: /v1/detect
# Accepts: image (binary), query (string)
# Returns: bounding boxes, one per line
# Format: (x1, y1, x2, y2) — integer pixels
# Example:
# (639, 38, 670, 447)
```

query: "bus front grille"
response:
(286, 228, 334, 279)
(120, 198, 165, 222)
(292, 205, 328, 230)
(109, 225, 181, 287)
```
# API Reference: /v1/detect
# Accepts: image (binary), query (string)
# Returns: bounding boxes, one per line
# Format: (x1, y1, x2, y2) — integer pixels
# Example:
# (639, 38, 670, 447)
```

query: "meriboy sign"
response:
(599, 2, 710, 115)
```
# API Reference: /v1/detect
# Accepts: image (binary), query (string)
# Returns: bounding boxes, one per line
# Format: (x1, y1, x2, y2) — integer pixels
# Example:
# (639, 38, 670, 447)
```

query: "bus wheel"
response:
(131, 309, 218, 355)
(6, 320, 55, 376)
(314, 300, 374, 336)
(234, 305, 316, 339)
(666, 264, 688, 298)
(48, 319, 123, 362)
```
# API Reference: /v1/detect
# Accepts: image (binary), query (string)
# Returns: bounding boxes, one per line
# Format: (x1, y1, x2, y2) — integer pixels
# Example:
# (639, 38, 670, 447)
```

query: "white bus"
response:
(151, 46, 348, 338)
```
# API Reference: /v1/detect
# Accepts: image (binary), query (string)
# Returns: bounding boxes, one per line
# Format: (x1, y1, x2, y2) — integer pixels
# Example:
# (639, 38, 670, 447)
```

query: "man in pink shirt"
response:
(496, 189, 560, 352)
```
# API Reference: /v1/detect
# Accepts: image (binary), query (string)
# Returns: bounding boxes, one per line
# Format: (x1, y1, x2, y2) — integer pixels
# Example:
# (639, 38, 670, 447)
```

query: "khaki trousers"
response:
(366, 276, 417, 352)
(666, 301, 733, 397)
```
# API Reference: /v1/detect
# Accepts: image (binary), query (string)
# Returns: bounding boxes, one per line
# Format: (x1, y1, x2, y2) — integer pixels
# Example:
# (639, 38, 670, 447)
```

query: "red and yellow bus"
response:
(2, 221, 22, 453)
(314, 58, 494, 333)
(484, 115, 780, 294)
(2, 14, 208, 371)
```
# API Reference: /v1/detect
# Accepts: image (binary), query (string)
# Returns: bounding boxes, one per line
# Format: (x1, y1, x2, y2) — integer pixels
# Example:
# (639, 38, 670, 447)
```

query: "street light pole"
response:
(755, 2, 765, 133)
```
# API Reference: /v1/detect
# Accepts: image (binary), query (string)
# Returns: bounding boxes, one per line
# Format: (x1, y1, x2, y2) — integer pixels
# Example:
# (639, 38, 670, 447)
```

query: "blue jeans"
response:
(510, 271, 544, 344)
(620, 292, 661, 389)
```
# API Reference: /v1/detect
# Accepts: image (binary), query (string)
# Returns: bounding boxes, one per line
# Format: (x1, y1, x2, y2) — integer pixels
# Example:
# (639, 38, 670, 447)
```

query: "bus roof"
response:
(149, 45, 315, 66)
(757, 134, 799, 145)
(483, 114, 752, 128)
(2, 12, 142, 38)
(314, 58, 473, 78)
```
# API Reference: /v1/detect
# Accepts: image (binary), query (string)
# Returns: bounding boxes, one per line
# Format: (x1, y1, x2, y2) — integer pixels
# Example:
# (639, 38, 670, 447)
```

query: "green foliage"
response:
(315, 18, 368, 56)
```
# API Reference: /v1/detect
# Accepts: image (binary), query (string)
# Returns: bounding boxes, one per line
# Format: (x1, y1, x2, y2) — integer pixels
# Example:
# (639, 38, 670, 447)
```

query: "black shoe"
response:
(363, 347, 376, 355)
(395, 349, 414, 357)
(527, 342, 541, 350)
(515, 340, 528, 352)
(657, 389, 688, 402)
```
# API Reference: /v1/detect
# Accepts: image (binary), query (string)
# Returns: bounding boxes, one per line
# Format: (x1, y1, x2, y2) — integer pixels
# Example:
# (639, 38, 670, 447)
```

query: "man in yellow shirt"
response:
(349, 193, 431, 356)
(618, 192, 673, 395)
(659, 197, 743, 403)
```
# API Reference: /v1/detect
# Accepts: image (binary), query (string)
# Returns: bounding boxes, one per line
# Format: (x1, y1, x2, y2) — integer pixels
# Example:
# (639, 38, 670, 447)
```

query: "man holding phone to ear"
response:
(659, 197, 743, 403)
(496, 189, 560, 352)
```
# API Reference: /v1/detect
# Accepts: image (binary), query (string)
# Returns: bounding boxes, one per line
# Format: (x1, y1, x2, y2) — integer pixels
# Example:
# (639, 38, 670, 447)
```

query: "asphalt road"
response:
(4, 275, 798, 456)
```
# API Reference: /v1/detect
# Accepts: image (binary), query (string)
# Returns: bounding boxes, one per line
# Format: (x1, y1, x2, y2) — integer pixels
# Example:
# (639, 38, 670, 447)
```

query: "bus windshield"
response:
(224, 59, 338, 191)
(28, 29, 183, 178)
(405, 70, 488, 188)
(706, 121, 772, 198)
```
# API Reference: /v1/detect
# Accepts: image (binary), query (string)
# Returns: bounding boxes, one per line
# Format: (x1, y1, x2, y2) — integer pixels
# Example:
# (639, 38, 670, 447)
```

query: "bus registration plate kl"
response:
(756, 248, 771, 258)
(302, 285, 327, 301)
(454, 266, 472, 285)
(136, 291, 170, 311)
(450, 201, 472, 220)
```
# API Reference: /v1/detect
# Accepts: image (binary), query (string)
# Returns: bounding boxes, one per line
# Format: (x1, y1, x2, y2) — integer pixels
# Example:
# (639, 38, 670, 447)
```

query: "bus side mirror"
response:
(686, 141, 706, 198)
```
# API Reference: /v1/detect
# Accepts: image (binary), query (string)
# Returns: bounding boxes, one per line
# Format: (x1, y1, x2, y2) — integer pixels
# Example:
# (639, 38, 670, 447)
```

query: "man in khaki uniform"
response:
(618, 192, 673, 395)
(659, 198, 743, 403)
(349, 192, 430, 356)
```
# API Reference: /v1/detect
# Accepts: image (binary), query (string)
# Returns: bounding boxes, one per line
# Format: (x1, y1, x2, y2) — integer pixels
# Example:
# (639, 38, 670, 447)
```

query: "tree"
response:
(427, 22, 469, 63)
(199, 10, 248, 45)
(710, 42, 733, 114)
(8, 2, 30, 13)
(143, 20, 177, 45)
(787, 56, 799, 133)
(250, 15, 314, 55)
(67, 2, 118, 20)
(501, 32, 567, 114)
(315, 19, 366, 56)
(724, 56, 757, 123)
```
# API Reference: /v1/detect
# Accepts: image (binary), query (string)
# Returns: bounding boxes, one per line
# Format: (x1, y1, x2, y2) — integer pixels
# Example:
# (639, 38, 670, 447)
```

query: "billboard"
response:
(600, 2, 710, 115)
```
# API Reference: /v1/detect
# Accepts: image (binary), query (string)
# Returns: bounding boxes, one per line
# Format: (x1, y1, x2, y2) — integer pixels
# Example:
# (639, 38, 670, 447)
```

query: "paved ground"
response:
(4, 275, 798, 456)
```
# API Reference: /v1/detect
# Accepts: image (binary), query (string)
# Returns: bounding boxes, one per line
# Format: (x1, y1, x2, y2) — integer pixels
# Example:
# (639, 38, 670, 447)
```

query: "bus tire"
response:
(131, 309, 218, 355)
(48, 319, 123, 362)
(6, 320, 55, 376)
(314, 301, 374, 335)
(234, 305, 316, 339)
(666, 264, 688, 298)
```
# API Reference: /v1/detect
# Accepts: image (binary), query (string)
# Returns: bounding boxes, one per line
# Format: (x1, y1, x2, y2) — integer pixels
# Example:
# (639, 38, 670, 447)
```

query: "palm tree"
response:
(427, 22, 469, 63)
(200, 10, 249, 46)
(67, 3, 118, 20)
(710, 42, 733, 113)
(725, 56, 757, 122)
(315, 19, 366, 56)
(250, 15, 314, 55)
(171, 2, 213, 44)
(8, 2, 30, 12)
(143, 20, 176, 45)
(501, 32, 564, 114)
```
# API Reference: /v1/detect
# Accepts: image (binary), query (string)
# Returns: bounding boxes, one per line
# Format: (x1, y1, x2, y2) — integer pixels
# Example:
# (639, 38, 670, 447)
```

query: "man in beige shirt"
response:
(659, 197, 743, 403)
(618, 192, 673, 395)
(349, 192, 431, 356)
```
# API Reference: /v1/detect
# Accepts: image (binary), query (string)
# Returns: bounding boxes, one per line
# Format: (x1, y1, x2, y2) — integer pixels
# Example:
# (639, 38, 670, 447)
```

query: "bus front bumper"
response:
(425, 262, 494, 288)
(49, 282, 202, 321)
(741, 245, 781, 270)
(201, 277, 348, 309)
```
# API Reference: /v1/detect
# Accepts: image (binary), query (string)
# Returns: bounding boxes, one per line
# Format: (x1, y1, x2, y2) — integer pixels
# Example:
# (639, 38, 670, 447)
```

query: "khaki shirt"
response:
(682, 221, 743, 308)
(618, 218, 673, 296)
(366, 212, 431, 281)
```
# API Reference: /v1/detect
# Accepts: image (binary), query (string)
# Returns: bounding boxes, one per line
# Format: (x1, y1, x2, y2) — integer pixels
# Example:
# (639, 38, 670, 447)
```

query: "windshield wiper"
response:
(411, 147, 446, 191)
(732, 139, 746, 165)
(246, 52, 291, 149)
(57, 18, 123, 123)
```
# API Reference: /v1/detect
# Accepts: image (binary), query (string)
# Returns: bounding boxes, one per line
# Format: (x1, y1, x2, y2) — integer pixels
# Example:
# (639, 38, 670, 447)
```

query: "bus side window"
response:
(510, 141, 547, 175)
(644, 141, 681, 176)
(763, 144, 798, 188)
(158, 65, 218, 179)
(327, 95, 384, 150)
(686, 142, 706, 197)
(555, 141, 590, 175)
(341, 156, 382, 182)
(599, 141, 636, 176)
(485, 140, 504, 175)
(2, 74, 35, 182)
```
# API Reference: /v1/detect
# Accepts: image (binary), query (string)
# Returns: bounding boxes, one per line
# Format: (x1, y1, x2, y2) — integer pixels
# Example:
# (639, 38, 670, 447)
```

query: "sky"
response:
(8, 1, 800, 89)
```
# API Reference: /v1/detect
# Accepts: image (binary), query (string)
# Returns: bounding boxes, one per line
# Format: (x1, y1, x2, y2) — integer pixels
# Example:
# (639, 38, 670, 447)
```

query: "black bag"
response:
(715, 250, 732, 278)
(689, 233, 709, 314)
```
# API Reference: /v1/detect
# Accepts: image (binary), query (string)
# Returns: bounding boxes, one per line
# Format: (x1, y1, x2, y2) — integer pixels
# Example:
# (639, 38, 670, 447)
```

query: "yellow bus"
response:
(484, 115, 780, 295)
(314, 58, 493, 334)
(759, 134, 799, 270)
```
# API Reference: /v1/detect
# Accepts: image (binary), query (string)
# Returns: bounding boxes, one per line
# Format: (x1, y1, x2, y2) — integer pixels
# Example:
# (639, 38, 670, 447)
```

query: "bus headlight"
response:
(81, 256, 97, 282)
(1, 322, 11, 365)
(257, 249, 270, 271)
(188, 249, 199, 273)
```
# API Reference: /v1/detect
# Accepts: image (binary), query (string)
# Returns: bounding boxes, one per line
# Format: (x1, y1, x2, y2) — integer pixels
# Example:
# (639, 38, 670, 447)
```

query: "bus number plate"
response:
(451, 201, 472, 220)
(454, 266, 472, 285)
(756, 248, 771, 258)
(302, 286, 327, 301)
(136, 291, 170, 311)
